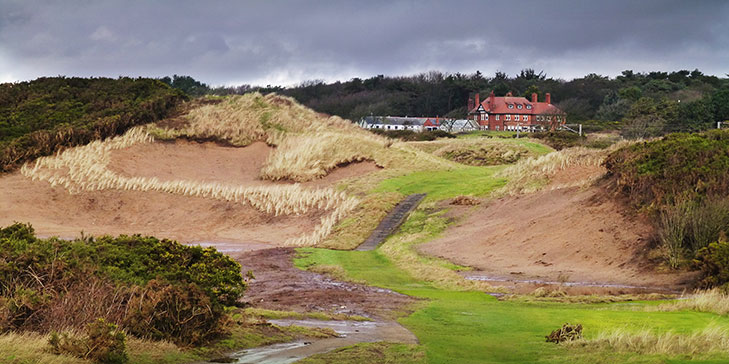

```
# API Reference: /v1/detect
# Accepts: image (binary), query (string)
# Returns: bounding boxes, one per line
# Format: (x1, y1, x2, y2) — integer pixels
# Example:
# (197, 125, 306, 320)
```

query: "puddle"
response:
(203, 319, 416, 364)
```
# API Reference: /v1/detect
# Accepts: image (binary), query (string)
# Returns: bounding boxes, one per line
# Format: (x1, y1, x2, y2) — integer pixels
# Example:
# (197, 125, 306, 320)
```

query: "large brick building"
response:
(468, 91, 566, 131)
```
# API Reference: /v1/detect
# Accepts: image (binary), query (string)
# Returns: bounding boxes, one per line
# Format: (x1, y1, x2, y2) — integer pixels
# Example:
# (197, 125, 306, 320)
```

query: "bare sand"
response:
(419, 183, 695, 291)
(0, 140, 378, 246)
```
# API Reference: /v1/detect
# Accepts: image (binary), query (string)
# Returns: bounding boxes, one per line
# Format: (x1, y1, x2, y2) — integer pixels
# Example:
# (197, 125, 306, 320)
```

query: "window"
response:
(526, 105, 532, 109)
(517, 104, 523, 109)
(523, 115, 528, 121)
(484, 114, 489, 120)
(505, 115, 511, 121)
(547, 116, 552, 121)
(508, 104, 514, 109)
(495, 115, 500, 121)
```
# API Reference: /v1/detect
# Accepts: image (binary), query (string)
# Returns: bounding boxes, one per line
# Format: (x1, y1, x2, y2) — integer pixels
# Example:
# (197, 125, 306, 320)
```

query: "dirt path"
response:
(418, 185, 696, 292)
(235, 248, 415, 319)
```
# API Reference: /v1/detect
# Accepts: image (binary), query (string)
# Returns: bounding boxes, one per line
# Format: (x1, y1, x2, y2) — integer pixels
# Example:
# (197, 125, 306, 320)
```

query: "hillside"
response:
(1, 92, 455, 248)
(0, 77, 186, 172)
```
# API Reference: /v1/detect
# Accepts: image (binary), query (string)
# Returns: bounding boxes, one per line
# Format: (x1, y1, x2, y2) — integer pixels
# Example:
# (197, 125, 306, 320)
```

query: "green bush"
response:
(49, 318, 128, 364)
(0, 77, 187, 172)
(605, 130, 729, 210)
(0, 223, 246, 345)
(694, 236, 729, 289)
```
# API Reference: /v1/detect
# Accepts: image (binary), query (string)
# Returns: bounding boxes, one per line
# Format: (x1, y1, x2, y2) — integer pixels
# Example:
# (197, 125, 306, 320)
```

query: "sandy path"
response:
(419, 185, 695, 291)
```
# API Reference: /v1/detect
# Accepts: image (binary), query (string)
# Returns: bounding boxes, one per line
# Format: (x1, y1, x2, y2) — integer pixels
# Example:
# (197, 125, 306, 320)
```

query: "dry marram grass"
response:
(653, 289, 729, 315)
(21, 126, 358, 246)
(496, 141, 637, 195)
(569, 325, 729, 355)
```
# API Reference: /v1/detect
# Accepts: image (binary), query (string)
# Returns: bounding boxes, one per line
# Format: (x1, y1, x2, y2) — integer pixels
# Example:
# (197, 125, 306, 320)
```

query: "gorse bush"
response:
(49, 318, 128, 364)
(694, 236, 729, 290)
(0, 77, 186, 172)
(0, 223, 246, 345)
(604, 129, 729, 210)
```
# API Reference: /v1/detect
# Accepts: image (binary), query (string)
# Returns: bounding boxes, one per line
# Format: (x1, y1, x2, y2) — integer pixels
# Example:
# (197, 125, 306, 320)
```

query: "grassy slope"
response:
(374, 166, 506, 202)
(295, 146, 729, 363)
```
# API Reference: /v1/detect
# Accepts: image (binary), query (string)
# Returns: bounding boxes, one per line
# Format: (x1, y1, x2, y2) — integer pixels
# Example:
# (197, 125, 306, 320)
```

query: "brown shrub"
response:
(49, 318, 128, 364)
(123, 280, 227, 346)
(450, 195, 480, 206)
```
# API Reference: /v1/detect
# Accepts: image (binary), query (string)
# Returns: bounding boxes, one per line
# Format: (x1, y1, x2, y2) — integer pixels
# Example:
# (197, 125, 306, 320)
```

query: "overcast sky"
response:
(1, 0, 728, 87)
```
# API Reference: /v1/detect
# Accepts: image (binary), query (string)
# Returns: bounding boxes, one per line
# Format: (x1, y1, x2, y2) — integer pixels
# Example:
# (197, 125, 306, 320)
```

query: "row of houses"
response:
(358, 91, 566, 133)
(358, 116, 480, 133)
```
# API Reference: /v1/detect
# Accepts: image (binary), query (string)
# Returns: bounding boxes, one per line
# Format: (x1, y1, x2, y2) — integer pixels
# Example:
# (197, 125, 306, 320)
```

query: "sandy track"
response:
(419, 185, 695, 291)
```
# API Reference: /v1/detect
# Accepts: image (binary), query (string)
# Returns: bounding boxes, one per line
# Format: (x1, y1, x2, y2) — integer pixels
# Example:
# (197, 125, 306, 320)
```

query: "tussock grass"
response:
(654, 289, 729, 315)
(0, 332, 196, 364)
(496, 141, 637, 195)
(21, 126, 358, 246)
(0, 332, 85, 364)
(570, 325, 729, 355)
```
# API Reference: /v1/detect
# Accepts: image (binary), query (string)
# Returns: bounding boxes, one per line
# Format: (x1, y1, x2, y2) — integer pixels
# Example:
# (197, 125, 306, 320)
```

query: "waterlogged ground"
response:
(293, 247, 729, 364)
(205, 319, 415, 364)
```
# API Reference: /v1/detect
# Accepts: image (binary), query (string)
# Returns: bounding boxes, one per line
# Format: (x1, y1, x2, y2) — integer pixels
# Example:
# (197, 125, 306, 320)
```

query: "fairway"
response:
(296, 247, 729, 364)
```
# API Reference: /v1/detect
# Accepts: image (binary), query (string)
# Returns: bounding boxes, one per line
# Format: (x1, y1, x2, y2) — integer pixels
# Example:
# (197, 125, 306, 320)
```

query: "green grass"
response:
(296, 246, 729, 363)
(295, 200, 729, 364)
(373, 166, 506, 202)
(457, 130, 518, 139)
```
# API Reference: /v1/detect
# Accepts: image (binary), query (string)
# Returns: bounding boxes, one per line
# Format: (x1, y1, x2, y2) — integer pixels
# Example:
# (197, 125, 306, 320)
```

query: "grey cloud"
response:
(0, 0, 727, 86)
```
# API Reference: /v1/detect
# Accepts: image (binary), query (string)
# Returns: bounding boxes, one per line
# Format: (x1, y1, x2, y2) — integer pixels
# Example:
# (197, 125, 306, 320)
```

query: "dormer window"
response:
(508, 104, 514, 109)
(517, 104, 523, 109)
(526, 105, 532, 110)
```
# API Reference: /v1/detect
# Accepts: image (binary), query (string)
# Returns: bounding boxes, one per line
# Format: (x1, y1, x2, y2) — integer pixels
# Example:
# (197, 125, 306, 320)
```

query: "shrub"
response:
(124, 280, 226, 345)
(604, 130, 729, 210)
(0, 77, 186, 172)
(545, 323, 583, 343)
(49, 318, 128, 364)
(694, 236, 729, 289)
(0, 223, 246, 345)
(657, 197, 729, 267)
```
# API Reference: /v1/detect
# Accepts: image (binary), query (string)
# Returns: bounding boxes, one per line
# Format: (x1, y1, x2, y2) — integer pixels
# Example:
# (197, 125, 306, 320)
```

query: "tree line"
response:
(164, 69, 729, 136)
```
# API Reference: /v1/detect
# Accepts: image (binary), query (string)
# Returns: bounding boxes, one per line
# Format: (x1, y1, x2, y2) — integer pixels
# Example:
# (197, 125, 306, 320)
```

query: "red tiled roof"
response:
(470, 94, 564, 115)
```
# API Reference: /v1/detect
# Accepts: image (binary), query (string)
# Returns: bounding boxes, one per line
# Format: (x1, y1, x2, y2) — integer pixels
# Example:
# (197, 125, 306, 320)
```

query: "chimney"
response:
(546, 93, 551, 104)
(468, 97, 474, 111)
(531, 93, 538, 103)
(475, 93, 480, 107)
(489, 90, 495, 106)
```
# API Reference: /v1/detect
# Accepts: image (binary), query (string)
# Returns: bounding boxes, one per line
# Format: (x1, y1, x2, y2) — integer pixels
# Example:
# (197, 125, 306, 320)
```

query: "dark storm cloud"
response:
(0, 0, 727, 85)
